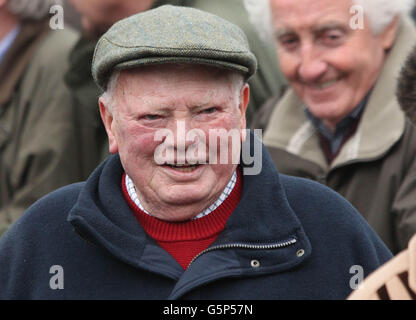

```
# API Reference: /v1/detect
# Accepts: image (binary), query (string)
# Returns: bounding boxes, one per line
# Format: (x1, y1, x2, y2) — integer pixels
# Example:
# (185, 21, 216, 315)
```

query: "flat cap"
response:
(92, 5, 257, 90)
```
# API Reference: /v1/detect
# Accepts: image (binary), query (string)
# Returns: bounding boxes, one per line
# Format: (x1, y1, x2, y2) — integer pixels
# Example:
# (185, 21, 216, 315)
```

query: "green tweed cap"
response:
(92, 5, 257, 90)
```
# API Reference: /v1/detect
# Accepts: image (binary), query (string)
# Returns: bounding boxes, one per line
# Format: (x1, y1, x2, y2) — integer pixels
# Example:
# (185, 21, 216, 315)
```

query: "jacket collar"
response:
(67, 132, 311, 295)
(0, 20, 50, 107)
(264, 18, 416, 170)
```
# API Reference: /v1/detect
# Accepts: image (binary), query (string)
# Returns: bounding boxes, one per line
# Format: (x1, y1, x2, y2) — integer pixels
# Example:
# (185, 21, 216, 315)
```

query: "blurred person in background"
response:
(258, 0, 416, 254)
(0, 0, 100, 236)
(348, 45, 416, 300)
(66, 0, 286, 127)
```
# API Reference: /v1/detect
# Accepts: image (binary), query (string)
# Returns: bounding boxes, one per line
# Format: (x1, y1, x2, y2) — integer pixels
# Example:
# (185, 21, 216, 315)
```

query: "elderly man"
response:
(262, 0, 416, 254)
(348, 45, 416, 300)
(0, 5, 391, 300)
(0, 0, 93, 236)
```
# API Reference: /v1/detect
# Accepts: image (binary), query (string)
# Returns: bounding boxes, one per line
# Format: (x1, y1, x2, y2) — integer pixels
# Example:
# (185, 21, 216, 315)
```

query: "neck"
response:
(137, 192, 224, 222)
(134, 168, 240, 222)
(0, 9, 18, 41)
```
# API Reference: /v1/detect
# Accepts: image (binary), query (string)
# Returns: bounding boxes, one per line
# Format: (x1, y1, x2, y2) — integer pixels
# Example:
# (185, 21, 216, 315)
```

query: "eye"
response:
(200, 107, 218, 114)
(326, 33, 341, 41)
(280, 36, 300, 51)
(319, 30, 345, 46)
(143, 114, 162, 121)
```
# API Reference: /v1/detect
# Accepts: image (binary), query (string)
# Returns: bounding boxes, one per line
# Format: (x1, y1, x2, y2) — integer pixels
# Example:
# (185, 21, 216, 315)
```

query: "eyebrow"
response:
(143, 102, 213, 112)
(312, 22, 349, 34)
(275, 21, 349, 38)
(275, 27, 295, 39)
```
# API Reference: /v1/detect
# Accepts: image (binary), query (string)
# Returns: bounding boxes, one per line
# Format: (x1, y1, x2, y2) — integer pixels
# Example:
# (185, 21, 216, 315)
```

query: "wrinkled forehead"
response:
(270, 0, 354, 31)
(115, 64, 242, 108)
(120, 64, 239, 83)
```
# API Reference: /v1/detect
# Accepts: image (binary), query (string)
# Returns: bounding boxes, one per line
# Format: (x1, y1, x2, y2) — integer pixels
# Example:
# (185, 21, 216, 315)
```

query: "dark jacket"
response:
(0, 140, 391, 299)
(263, 19, 416, 254)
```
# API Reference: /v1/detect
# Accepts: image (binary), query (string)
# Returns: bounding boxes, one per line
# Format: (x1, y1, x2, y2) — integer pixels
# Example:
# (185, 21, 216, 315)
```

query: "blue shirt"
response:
(0, 25, 21, 65)
(304, 94, 370, 155)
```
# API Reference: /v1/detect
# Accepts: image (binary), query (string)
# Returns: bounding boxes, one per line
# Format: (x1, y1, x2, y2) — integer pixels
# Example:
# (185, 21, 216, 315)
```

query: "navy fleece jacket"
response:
(0, 138, 392, 299)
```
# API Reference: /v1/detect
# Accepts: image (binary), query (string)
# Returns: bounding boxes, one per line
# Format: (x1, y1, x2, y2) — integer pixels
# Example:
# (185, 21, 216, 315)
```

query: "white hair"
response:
(352, 0, 414, 34)
(245, 0, 414, 38)
(7, 0, 63, 21)
(100, 66, 246, 114)
(243, 0, 274, 42)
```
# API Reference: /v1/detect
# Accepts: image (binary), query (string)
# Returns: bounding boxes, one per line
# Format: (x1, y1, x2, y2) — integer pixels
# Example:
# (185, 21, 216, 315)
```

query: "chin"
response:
(160, 189, 210, 205)
(307, 101, 348, 119)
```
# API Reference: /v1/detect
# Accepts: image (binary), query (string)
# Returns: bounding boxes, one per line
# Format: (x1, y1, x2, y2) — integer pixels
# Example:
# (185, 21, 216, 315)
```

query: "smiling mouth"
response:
(164, 164, 202, 173)
(306, 78, 341, 90)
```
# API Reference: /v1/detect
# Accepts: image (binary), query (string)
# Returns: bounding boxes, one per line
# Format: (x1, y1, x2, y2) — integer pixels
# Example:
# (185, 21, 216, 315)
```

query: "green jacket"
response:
(263, 19, 416, 254)
(0, 21, 104, 236)
(65, 0, 285, 125)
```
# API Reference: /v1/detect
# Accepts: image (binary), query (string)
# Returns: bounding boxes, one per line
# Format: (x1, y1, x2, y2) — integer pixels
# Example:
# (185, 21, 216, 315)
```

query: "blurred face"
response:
(69, 0, 117, 36)
(69, 0, 155, 38)
(270, 0, 397, 129)
(100, 65, 249, 221)
(0, 0, 18, 40)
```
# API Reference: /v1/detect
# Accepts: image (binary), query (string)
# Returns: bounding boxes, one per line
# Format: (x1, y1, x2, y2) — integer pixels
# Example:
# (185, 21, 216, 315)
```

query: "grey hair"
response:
(246, 0, 414, 38)
(100, 71, 120, 114)
(100, 66, 246, 113)
(7, 0, 63, 21)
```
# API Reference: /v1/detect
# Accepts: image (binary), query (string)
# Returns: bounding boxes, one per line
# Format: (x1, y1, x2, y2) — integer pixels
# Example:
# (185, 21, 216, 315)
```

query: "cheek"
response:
(203, 116, 243, 162)
(328, 47, 361, 74)
(277, 50, 298, 80)
(118, 125, 160, 159)
(204, 114, 242, 135)
(277, 46, 302, 80)
(328, 33, 384, 77)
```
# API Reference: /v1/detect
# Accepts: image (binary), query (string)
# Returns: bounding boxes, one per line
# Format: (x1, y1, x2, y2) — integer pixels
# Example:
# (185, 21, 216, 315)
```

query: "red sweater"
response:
(122, 170, 242, 269)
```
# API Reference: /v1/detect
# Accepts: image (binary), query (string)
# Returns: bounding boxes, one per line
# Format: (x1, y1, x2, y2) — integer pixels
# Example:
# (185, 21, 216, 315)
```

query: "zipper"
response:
(187, 237, 297, 269)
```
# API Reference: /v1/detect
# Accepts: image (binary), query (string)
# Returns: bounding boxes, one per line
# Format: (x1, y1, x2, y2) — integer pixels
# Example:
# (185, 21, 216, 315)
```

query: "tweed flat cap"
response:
(92, 5, 257, 90)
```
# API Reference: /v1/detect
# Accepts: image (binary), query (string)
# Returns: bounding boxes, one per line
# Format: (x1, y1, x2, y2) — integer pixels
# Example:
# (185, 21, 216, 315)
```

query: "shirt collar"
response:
(0, 25, 21, 65)
(304, 92, 370, 153)
(125, 170, 238, 220)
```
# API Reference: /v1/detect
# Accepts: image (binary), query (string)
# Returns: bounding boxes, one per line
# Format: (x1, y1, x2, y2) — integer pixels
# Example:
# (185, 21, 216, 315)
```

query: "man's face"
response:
(270, 0, 396, 129)
(100, 65, 249, 221)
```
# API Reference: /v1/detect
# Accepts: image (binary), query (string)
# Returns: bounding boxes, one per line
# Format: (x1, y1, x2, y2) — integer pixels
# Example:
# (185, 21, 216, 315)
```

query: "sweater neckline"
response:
(125, 171, 237, 220)
(121, 169, 242, 242)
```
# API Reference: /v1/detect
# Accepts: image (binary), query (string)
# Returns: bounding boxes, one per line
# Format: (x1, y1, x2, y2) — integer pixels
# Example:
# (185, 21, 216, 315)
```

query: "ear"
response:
(239, 83, 250, 142)
(99, 98, 119, 154)
(379, 16, 399, 50)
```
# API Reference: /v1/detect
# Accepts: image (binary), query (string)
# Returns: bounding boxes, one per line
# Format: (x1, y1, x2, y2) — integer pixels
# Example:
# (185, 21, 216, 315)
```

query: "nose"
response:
(171, 120, 196, 150)
(298, 44, 327, 83)
(161, 120, 201, 164)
